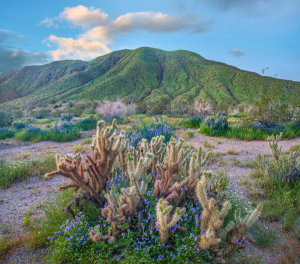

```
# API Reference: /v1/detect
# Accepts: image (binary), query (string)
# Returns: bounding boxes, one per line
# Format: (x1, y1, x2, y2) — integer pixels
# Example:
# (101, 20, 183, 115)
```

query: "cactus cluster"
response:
(47, 119, 262, 261)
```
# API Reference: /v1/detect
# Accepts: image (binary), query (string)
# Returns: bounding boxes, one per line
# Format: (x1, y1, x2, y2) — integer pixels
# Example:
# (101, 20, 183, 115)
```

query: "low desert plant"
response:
(178, 116, 202, 129)
(15, 125, 81, 143)
(96, 100, 136, 121)
(203, 115, 228, 132)
(127, 117, 174, 147)
(0, 127, 16, 140)
(184, 131, 194, 139)
(0, 155, 56, 188)
(0, 111, 12, 127)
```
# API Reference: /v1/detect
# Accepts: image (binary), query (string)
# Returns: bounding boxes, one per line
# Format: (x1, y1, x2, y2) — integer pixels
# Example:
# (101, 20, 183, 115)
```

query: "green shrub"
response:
(127, 117, 174, 147)
(203, 115, 228, 132)
(0, 155, 56, 188)
(0, 111, 12, 127)
(15, 125, 81, 143)
(74, 118, 97, 131)
(0, 127, 16, 140)
(199, 123, 300, 140)
(178, 116, 202, 129)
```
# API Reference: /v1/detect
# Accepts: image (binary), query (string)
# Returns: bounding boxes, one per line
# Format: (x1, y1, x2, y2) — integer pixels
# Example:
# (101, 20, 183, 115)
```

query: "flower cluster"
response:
(127, 118, 174, 147)
(49, 212, 93, 250)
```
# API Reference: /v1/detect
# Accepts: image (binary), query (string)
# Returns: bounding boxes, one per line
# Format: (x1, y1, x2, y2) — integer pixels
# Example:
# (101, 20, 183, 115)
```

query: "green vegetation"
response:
(127, 118, 174, 147)
(27, 189, 75, 249)
(0, 127, 16, 139)
(0, 111, 12, 127)
(184, 131, 194, 139)
(14, 126, 81, 143)
(0, 155, 56, 188)
(248, 134, 300, 233)
(250, 223, 278, 248)
(178, 116, 202, 129)
(199, 123, 300, 140)
(0, 47, 299, 113)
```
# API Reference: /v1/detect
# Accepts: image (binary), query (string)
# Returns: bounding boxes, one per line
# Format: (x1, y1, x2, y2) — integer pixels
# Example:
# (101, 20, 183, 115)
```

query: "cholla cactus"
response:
(127, 150, 153, 196)
(154, 138, 191, 204)
(268, 133, 282, 165)
(103, 186, 141, 223)
(91, 186, 141, 244)
(218, 203, 263, 257)
(196, 175, 231, 249)
(45, 119, 128, 210)
(186, 147, 211, 198)
(156, 198, 186, 243)
(149, 135, 166, 170)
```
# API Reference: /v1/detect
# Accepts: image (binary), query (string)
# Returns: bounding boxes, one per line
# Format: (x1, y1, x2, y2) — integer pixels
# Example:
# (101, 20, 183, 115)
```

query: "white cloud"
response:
(43, 6, 211, 61)
(48, 35, 111, 60)
(60, 5, 109, 28)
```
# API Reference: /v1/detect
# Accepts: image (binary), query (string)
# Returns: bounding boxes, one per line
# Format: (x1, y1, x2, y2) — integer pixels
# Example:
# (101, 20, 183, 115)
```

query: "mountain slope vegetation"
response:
(0, 47, 299, 110)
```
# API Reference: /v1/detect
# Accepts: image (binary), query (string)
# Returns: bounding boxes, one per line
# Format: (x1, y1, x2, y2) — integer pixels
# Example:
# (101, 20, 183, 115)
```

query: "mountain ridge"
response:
(0, 47, 299, 110)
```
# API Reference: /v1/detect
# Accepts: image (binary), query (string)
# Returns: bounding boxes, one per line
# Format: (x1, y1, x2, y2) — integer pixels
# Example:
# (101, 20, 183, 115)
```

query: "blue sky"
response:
(0, 0, 300, 81)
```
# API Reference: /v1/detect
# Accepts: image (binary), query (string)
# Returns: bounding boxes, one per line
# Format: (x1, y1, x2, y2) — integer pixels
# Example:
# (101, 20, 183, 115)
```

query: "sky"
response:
(0, 0, 300, 81)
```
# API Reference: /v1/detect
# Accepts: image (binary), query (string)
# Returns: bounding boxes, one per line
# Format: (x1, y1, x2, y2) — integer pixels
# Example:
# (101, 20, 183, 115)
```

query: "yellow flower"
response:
(217, 182, 220, 186)
(215, 188, 218, 192)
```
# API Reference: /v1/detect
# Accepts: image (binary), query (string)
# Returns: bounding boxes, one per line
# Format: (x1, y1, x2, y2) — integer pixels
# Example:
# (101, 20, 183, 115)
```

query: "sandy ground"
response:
(0, 130, 299, 263)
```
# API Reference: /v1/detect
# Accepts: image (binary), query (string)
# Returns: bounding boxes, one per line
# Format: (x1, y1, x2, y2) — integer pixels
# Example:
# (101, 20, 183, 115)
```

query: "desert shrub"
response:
(127, 118, 174, 147)
(0, 127, 16, 140)
(43, 120, 262, 264)
(15, 127, 45, 142)
(184, 131, 194, 139)
(178, 116, 202, 129)
(249, 92, 290, 128)
(74, 117, 97, 131)
(15, 125, 81, 143)
(12, 122, 29, 130)
(169, 98, 192, 115)
(0, 111, 12, 127)
(47, 125, 81, 142)
(192, 101, 212, 118)
(203, 115, 228, 132)
(96, 100, 136, 121)
(0, 155, 56, 188)
(68, 103, 85, 116)
(200, 122, 300, 140)
(61, 114, 74, 122)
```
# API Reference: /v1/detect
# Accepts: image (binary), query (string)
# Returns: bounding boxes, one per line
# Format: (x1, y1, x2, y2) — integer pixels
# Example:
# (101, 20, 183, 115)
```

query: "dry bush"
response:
(193, 101, 212, 118)
(96, 100, 136, 121)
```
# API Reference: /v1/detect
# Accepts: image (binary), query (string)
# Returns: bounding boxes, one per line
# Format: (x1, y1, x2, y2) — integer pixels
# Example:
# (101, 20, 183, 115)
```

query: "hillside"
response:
(0, 47, 299, 110)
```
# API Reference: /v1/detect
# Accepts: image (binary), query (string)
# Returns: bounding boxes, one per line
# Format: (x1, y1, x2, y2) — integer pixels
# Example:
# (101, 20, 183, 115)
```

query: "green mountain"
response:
(0, 47, 299, 110)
